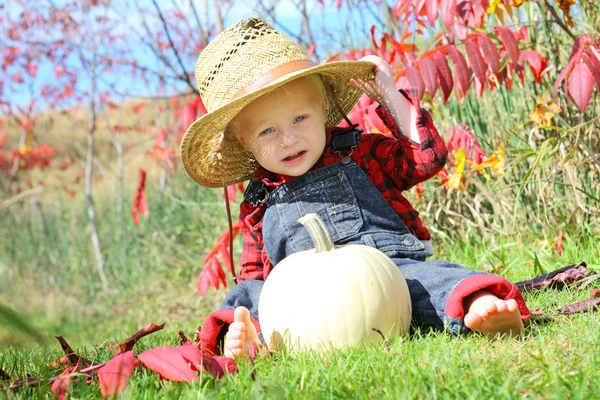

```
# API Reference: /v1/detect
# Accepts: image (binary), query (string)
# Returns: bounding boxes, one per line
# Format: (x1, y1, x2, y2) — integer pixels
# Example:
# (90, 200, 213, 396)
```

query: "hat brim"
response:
(181, 60, 374, 188)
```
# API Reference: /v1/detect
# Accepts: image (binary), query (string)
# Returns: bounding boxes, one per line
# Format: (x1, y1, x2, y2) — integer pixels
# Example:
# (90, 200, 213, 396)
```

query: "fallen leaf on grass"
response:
(55, 336, 92, 367)
(201, 356, 238, 379)
(137, 345, 201, 382)
(515, 262, 595, 292)
(51, 365, 80, 400)
(119, 322, 166, 353)
(98, 351, 138, 398)
(559, 297, 600, 314)
(137, 344, 238, 382)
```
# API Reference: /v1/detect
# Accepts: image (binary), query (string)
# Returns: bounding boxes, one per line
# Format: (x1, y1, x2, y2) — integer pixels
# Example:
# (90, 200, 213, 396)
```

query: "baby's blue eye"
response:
(294, 115, 306, 123)
(260, 127, 274, 136)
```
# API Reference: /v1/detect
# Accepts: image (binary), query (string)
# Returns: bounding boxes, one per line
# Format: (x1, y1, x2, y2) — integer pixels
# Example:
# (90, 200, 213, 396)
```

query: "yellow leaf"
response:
(557, 0, 576, 27)
(509, 0, 525, 7)
(455, 147, 467, 174)
(529, 98, 561, 127)
(443, 172, 465, 190)
(19, 132, 33, 155)
(487, 0, 502, 14)
(470, 145, 506, 175)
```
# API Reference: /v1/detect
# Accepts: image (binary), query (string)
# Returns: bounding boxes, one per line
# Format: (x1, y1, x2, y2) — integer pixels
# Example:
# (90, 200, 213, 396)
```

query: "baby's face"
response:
(231, 77, 327, 177)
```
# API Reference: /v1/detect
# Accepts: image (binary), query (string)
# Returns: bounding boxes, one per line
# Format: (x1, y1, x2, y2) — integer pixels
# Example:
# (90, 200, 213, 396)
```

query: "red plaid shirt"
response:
(237, 93, 448, 282)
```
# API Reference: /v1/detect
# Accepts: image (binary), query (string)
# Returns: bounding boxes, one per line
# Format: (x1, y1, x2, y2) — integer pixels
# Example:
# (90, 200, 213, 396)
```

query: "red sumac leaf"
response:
(406, 66, 425, 100)
(198, 259, 218, 296)
(440, 0, 456, 29)
(211, 256, 227, 289)
(98, 351, 137, 398)
(559, 297, 600, 314)
(582, 52, 600, 91)
(494, 26, 520, 66)
(553, 38, 586, 100)
(51, 367, 75, 400)
(464, 38, 486, 87)
(418, 58, 438, 97)
(137, 346, 200, 382)
(427, 0, 439, 26)
(201, 356, 238, 379)
(522, 50, 548, 84)
(476, 34, 501, 79)
(568, 62, 594, 113)
(448, 45, 470, 95)
(366, 103, 387, 132)
(433, 51, 453, 102)
(176, 344, 203, 371)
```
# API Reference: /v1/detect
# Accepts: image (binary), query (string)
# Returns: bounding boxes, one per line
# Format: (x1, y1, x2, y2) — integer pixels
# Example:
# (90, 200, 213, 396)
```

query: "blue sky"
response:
(3, 0, 381, 110)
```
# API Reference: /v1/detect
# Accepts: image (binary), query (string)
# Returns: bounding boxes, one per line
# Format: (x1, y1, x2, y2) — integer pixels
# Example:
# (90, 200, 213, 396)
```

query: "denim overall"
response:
(221, 133, 484, 335)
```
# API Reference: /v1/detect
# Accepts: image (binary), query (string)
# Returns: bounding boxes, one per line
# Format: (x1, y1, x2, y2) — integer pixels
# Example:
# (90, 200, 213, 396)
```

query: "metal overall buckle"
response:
(244, 181, 271, 206)
(332, 127, 362, 165)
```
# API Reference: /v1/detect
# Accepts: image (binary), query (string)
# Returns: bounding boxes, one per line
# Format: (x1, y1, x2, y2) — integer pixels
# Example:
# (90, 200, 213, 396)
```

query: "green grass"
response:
(1, 179, 599, 398)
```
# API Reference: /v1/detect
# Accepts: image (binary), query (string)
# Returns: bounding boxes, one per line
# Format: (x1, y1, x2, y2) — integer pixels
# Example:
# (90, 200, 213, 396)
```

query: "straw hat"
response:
(180, 17, 374, 188)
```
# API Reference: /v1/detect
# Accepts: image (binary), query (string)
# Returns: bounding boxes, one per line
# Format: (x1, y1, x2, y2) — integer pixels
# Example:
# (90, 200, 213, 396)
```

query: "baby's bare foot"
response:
(223, 306, 262, 359)
(464, 291, 524, 337)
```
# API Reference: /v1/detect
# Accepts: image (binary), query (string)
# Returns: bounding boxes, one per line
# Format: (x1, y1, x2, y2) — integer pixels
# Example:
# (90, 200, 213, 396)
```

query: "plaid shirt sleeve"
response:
(372, 90, 448, 190)
(237, 201, 272, 282)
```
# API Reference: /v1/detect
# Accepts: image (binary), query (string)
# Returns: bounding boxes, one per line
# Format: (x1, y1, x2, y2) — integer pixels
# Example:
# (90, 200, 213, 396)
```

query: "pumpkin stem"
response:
(297, 213, 335, 252)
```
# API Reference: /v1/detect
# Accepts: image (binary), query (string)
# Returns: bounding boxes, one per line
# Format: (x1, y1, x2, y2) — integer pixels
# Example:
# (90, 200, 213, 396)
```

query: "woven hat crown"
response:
(195, 18, 310, 112)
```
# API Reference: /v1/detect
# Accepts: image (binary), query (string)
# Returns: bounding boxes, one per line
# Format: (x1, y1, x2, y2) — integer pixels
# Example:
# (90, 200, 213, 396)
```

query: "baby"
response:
(179, 18, 530, 359)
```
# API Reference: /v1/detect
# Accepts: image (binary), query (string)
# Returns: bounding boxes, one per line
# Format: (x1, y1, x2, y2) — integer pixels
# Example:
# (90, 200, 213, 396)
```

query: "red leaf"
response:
(51, 367, 75, 400)
(559, 297, 600, 314)
(418, 58, 438, 97)
(366, 103, 387, 132)
(306, 43, 316, 57)
(568, 62, 594, 113)
(433, 51, 454, 102)
(427, 0, 439, 26)
(440, 0, 456, 29)
(197, 260, 217, 296)
(582, 51, 600, 91)
(98, 351, 137, 398)
(132, 103, 145, 114)
(464, 38, 486, 87)
(553, 48, 584, 100)
(494, 26, 520, 66)
(218, 246, 233, 282)
(476, 34, 501, 79)
(181, 103, 197, 131)
(448, 45, 470, 95)
(522, 50, 548, 84)
(201, 356, 238, 378)
(131, 169, 148, 226)
(406, 66, 425, 100)
(176, 344, 203, 371)
(137, 346, 200, 382)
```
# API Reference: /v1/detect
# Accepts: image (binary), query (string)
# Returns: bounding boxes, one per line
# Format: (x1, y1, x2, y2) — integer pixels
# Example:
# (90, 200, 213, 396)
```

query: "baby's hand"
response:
(349, 55, 397, 105)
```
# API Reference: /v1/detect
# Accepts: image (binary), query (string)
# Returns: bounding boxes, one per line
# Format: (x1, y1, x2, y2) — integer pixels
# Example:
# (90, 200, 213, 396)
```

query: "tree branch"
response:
(541, 0, 577, 40)
(151, 0, 196, 92)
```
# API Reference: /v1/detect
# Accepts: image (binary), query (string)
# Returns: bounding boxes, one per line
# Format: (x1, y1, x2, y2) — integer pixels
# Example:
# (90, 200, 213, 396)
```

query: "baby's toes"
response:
(226, 328, 244, 341)
(494, 300, 508, 314)
(464, 312, 483, 329)
(506, 299, 518, 312)
(228, 321, 246, 333)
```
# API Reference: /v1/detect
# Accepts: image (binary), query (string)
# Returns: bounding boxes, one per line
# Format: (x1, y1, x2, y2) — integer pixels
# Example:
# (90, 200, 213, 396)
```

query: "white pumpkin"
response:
(258, 213, 412, 352)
